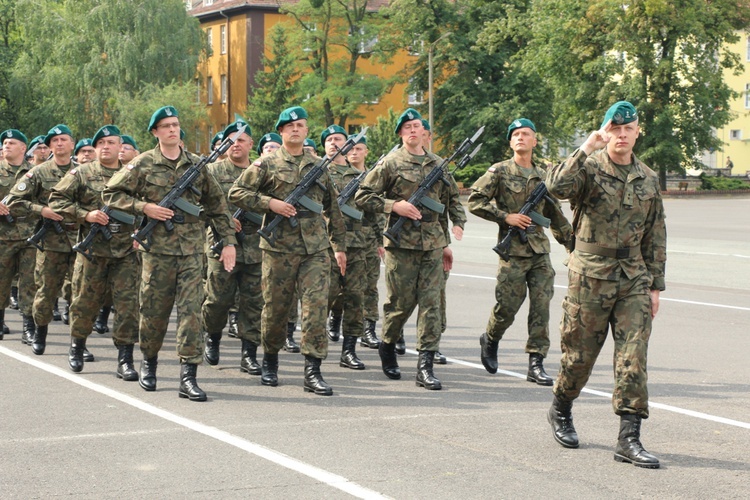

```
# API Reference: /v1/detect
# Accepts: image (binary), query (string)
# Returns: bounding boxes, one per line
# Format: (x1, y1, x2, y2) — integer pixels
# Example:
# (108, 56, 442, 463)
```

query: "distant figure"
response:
(726, 156, 733, 174)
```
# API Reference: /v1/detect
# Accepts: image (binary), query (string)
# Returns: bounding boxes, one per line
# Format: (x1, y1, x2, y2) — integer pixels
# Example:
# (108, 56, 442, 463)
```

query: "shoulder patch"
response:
(69, 169, 77, 175)
(126, 164, 135, 170)
(252, 159, 262, 167)
(488, 167, 496, 173)
(26, 172, 33, 178)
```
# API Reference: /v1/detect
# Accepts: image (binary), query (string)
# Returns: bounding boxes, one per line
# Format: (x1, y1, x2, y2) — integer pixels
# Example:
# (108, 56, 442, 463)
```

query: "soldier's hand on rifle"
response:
(0, 202, 9, 216)
(232, 218, 242, 233)
(442, 247, 453, 272)
(40, 206, 64, 221)
(269, 199, 296, 218)
(393, 200, 421, 220)
(505, 213, 532, 230)
(452, 226, 463, 241)
(143, 203, 174, 221)
(85, 210, 110, 225)
(219, 245, 236, 273)
(335, 251, 347, 276)
(581, 119, 613, 155)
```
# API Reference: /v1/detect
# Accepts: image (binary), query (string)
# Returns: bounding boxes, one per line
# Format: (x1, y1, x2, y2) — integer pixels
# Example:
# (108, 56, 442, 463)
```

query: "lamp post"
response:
(428, 31, 452, 149)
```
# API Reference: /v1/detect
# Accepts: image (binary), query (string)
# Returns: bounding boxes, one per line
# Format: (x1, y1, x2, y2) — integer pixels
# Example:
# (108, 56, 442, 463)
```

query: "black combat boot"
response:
(395, 332, 406, 355)
(378, 341, 401, 380)
(178, 363, 207, 401)
(1, 310, 7, 339)
(283, 322, 300, 352)
(434, 351, 447, 364)
(139, 356, 158, 391)
(303, 355, 333, 396)
(21, 315, 35, 345)
(9, 286, 19, 309)
(116, 344, 138, 381)
(326, 310, 342, 342)
(240, 339, 261, 375)
(68, 337, 86, 372)
(479, 333, 499, 374)
(204, 332, 221, 366)
(31, 324, 48, 355)
(527, 353, 554, 386)
(260, 353, 279, 386)
(83, 347, 94, 362)
(614, 414, 660, 468)
(62, 303, 70, 325)
(93, 306, 110, 334)
(340, 335, 365, 370)
(416, 351, 442, 390)
(360, 319, 381, 348)
(227, 312, 238, 338)
(52, 299, 61, 321)
(547, 396, 579, 448)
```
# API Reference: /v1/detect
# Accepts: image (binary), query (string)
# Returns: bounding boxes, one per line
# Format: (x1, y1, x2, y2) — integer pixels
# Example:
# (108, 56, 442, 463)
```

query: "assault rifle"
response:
(258, 127, 368, 247)
(1, 195, 14, 223)
(73, 206, 137, 261)
(209, 207, 263, 255)
(492, 182, 553, 261)
(383, 126, 484, 246)
(132, 124, 247, 251)
(336, 145, 399, 220)
(27, 217, 64, 251)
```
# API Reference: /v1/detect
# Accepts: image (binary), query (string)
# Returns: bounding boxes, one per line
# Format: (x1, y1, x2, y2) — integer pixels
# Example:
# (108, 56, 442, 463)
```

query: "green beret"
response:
(257, 132, 282, 155)
(29, 135, 46, 149)
(506, 118, 536, 140)
(274, 106, 308, 131)
(74, 138, 93, 154)
(421, 119, 431, 132)
(320, 125, 347, 145)
(304, 138, 316, 149)
(222, 119, 251, 143)
(349, 134, 366, 146)
(147, 105, 179, 131)
(211, 132, 224, 149)
(92, 125, 121, 146)
(44, 124, 74, 146)
(395, 108, 422, 134)
(0, 129, 28, 145)
(601, 101, 638, 129)
(121, 135, 138, 150)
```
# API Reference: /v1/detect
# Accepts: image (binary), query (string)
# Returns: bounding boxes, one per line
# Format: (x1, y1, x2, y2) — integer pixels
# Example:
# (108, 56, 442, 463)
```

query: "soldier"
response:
(545, 101, 666, 468)
(48, 125, 140, 378)
(1, 129, 38, 342)
(257, 133, 282, 157)
(354, 108, 461, 390)
(118, 135, 139, 164)
(468, 118, 572, 385)
(27, 136, 51, 166)
(74, 139, 96, 164)
(228, 106, 347, 396)
(303, 138, 318, 156)
(346, 135, 382, 349)
(202, 119, 265, 376)
(102, 106, 237, 402)
(6, 125, 86, 357)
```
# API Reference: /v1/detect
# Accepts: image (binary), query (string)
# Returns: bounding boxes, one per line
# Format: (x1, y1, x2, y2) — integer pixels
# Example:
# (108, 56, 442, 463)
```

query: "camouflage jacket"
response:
(468, 159, 571, 257)
(205, 158, 262, 264)
(546, 148, 666, 290)
(6, 158, 78, 252)
(101, 146, 236, 256)
(0, 158, 37, 241)
(329, 162, 368, 249)
(227, 146, 346, 255)
(354, 146, 461, 251)
(48, 161, 136, 259)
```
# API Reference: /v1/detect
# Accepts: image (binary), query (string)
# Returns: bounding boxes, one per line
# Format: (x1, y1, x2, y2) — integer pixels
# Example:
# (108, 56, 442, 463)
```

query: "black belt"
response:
(574, 240, 640, 259)
(64, 222, 78, 232)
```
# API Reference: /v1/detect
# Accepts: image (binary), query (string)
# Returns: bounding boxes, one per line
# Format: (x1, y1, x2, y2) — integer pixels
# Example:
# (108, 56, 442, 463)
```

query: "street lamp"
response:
(428, 31, 452, 149)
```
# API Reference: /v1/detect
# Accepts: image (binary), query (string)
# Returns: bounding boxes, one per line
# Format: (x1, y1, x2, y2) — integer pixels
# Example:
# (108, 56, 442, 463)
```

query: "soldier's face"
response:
(96, 137, 121, 165)
(348, 143, 368, 166)
(324, 134, 347, 158)
(510, 128, 537, 154)
(279, 120, 308, 147)
(303, 146, 317, 157)
(119, 144, 138, 163)
(399, 119, 424, 149)
(421, 130, 432, 150)
(2, 138, 27, 164)
(228, 133, 252, 163)
(607, 121, 639, 157)
(50, 135, 74, 158)
(152, 118, 181, 147)
(77, 146, 96, 163)
(34, 144, 50, 162)
(261, 142, 280, 157)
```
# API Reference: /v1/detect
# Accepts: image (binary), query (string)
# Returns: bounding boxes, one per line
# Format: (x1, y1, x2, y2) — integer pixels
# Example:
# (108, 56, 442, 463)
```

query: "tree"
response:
(363, 107, 399, 162)
(0, 0, 23, 129)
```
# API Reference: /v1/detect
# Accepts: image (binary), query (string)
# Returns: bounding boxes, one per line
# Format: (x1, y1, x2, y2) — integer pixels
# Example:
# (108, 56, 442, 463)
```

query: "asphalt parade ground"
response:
(1, 196, 749, 499)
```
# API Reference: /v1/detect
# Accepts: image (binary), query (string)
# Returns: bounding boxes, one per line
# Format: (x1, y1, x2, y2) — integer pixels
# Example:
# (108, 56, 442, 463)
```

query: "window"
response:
(408, 36, 424, 56)
(348, 124, 361, 135)
(206, 27, 212, 52)
(194, 128, 200, 153)
(204, 0, 213, 5)
(208, 125, 214, 145)
(407, 78, 423, 105)
(185, 0, 192, 10)
(220, 75, 227, 104)
(207, 76, 213, 105)
(349, 26, 377, 54)
(220, 25, 227, 54)
(747, 35, 750, 61)
(303, 23, 317, 52)
(730, 129, 742, 140)
(745, 83, 750, 109)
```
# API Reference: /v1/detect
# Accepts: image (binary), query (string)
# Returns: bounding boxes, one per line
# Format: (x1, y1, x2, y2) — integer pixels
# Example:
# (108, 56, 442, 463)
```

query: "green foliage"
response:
(363, 108, 400, 162)
(453, 162, 490, 187)
(699, 174, 750, 191)
(0, 0, 23, 128)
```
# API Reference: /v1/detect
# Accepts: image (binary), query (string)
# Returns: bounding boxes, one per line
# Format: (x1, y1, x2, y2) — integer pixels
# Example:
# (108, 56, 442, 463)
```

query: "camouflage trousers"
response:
(382, 247, 444, 351)
(33, 250, 75, 326)
(70, 253, 139, 346)
(362, 243, 381, 321)
(486, 253, 555, 357)
(262, 250, 330, 358)
(0, 240, 37, 316)
(328, 246, 366, 338)
(202, 257, 262, 345)
(139, 253, 204, 364)
(553, 269, 652, 418)
(440, 269, 450, 334)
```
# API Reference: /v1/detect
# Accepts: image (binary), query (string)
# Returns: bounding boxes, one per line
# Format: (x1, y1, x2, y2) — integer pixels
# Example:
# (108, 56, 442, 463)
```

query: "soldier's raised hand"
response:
(581, 120, 613, 155)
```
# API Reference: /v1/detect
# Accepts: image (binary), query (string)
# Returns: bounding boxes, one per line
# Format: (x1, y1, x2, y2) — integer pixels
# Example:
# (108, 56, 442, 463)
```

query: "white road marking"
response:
(0, 346, 390, 500)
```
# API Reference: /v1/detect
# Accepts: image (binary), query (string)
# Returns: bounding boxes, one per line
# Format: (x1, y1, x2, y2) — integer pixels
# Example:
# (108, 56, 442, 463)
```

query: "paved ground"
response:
(1, 197, 749, 499)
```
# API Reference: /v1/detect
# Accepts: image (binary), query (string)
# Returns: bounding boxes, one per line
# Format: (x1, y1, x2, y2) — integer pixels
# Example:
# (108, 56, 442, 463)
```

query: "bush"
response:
(699, 175, 750, 191)
(453, 163, 491, 187)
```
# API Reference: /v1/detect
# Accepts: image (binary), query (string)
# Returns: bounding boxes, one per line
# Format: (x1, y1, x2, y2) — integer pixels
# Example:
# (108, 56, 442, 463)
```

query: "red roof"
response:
(189, 0, 390, 17)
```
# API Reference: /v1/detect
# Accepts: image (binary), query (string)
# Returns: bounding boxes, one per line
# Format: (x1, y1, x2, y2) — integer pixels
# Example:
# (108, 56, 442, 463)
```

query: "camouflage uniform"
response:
(362, 210, 385, 322)
(102, 147, 236, 364)
(546, 148, 666, 417)
(48, 160, 139, 346)
(7, 159, 78, 327)
(227, 147, 346, 359)
(468, 160, 571, 356)
(440, 174, 467, 335)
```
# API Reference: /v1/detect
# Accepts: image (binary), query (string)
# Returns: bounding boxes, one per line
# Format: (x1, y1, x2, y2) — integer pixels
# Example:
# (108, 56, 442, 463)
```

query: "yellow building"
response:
(189, 0, 420, 154)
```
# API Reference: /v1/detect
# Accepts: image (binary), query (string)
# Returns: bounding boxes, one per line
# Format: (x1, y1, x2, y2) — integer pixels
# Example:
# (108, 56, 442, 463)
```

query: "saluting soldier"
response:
(354, 108, 461, 390)
(48, 125, 140, 379)
(545, 101, 666, 468)
(0, 129, 38, 341)
(228, 106, 347, 396)
(468, 118, 572, 385)
(102, 106, 237, 402)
